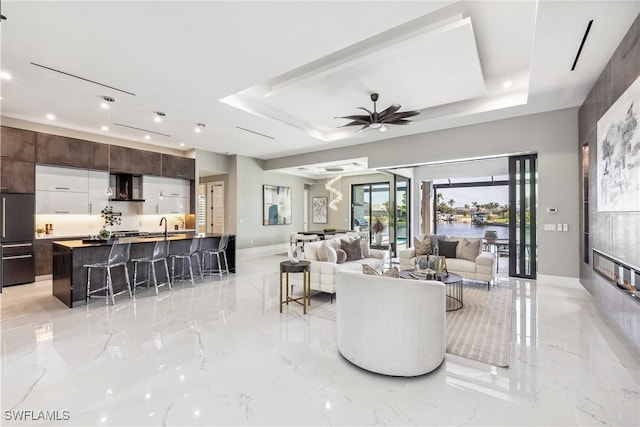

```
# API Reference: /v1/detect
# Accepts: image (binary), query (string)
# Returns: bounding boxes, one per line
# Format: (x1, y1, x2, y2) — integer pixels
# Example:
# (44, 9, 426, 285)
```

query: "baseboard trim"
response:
(536, 274, 581, 287)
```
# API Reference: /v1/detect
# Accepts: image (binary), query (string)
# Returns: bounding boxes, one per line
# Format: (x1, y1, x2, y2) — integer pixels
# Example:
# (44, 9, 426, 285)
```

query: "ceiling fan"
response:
(336, 93, 420, 132)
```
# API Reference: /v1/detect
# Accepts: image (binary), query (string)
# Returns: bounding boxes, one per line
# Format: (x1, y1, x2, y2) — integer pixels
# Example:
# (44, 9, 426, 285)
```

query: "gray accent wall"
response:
(578, 14, 639, 350)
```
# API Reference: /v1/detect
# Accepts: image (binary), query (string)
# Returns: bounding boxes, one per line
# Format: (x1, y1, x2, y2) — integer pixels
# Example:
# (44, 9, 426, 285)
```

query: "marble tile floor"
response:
(1, 253, 638, 426)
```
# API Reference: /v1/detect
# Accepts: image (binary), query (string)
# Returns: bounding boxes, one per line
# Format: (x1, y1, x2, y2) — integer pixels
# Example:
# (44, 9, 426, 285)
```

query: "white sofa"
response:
(336, 270, 446, 376)
(399, 235, 496, 285)
(290, 235, 387, 299)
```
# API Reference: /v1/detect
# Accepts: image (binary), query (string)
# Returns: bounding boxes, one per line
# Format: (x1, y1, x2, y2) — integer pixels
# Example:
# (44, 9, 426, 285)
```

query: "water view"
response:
(435, 222, 509, 240)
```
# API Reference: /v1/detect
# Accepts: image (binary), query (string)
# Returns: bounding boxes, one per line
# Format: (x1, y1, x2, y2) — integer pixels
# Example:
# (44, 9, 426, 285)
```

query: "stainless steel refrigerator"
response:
(1, 193, 35, 288)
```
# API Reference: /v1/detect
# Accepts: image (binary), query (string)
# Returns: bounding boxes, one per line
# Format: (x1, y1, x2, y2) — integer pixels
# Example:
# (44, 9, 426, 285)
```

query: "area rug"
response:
(446, 282, 514, 367)
(306, 282, 514, 367)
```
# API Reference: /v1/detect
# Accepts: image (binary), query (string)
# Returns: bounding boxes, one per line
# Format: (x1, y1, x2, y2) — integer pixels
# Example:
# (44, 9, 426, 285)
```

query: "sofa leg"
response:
(487, 281, 491, 291)
(330, 293, 335, 304)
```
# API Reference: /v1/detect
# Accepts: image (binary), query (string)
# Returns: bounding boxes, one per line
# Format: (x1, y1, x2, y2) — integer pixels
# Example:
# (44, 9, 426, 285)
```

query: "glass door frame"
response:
(508, 154, 538, 279)
(350, 182, 391, 243)
(393, 174, 410, 256)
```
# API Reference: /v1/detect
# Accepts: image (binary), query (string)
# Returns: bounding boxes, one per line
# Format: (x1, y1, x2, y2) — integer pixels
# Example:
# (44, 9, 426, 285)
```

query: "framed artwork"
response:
(263, 185, 292, 225)
(312, 196, 328, 223)
(596, 76, 640, 212)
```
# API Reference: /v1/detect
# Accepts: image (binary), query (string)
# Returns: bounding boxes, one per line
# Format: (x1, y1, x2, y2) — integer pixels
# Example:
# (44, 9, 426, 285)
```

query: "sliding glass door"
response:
(394, 175, 410, 252)
(351, 182, 390, 243)
(509, 154, 537, 278)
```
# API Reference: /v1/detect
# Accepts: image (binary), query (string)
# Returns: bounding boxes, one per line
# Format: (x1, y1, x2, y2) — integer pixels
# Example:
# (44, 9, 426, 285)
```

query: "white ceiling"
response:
(1, 1, 638, 163)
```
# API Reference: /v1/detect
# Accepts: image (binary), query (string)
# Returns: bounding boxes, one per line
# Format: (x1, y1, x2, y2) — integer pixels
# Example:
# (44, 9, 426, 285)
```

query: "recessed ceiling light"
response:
(46, 114, 55, 120)
(195, 123, 206, 133)
(154, 116, 162, 123)
(1, 71, 12, 80)
(155, 112, 166, 123)
(100, 102, 109, 109)
(103, 96, 115, 103)
(503, 80, 512, 88)
(144, 135, 150, 140)
(101, 125, 109, 131)
(179, 143, 185, 147)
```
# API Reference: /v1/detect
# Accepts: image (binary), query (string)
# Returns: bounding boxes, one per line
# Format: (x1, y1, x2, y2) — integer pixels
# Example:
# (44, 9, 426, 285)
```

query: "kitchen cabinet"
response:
(36, 191, 88, 215)
(161, 154, 195, 180)
(35, 239, 52, 276)
(92, 142, 109, 171)
(158, 196, 188, 214)
(36, 133, 93, 169)
(36, 165, 89, 193)
(1, 127, 36, 162)
(142, 176, 160, 214)
(132, 149, 161, 176)
(159, 177, 190, 198)
(88, 171, 109, 214)
(109, 146, 133, 174)
(0, 160, 35, 194)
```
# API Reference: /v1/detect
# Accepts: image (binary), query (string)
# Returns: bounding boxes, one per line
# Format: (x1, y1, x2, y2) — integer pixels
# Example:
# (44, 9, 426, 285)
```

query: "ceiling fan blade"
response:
(378, 104, 401, 120)
(338, 121, 370, 127)
(335, 115, 371, 122)
(386, 119, 413, 125)
(380, 110, 420, 122)
(357, 124, 370, 133)
(356, 107, 373, 121)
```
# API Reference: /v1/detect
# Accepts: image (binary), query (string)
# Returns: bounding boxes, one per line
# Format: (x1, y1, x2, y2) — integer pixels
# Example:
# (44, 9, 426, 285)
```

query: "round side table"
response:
(279, 260, 311, 314)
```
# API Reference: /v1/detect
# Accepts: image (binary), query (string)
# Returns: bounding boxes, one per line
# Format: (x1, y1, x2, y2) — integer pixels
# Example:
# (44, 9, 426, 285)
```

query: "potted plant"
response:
(35, 226, 45, 238)
(372, 217, 386, 245)
(99, 206, 121, 239)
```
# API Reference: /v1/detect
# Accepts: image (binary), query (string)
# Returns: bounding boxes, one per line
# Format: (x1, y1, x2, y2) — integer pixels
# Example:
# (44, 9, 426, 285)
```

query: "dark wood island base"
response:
(52, 234, 235, 307)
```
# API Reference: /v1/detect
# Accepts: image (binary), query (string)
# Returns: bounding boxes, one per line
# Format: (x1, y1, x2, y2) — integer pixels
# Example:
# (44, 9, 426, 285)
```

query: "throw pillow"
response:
(323, 241, 338, 263)
(362, 264, 380, 276)
(438, 240, 458, 258)
(336, 249, 347, 264)
(360, 239, 371, 258)
(382, 266, 400, 278)
(316, 242, 329, 262)
(414, 237, 432, 255)
(459, 238, 482, 262)
(429, 234, 447, 254)
(341, 238, 363, 261)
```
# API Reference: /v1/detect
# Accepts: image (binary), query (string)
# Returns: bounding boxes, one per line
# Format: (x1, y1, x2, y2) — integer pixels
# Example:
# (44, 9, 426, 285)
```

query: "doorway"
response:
(206, 181, 225, 234)
(508, 154, 537, 279)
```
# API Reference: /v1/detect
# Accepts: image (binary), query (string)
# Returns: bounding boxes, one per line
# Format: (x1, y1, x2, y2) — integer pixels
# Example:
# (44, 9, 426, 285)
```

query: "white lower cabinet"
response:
(36, 190, 89, 214)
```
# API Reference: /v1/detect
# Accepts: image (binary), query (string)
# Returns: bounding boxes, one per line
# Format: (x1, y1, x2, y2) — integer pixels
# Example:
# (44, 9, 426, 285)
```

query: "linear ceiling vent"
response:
(571, 20, 593, 71)
(113, 123, 170, 137)
(235, 126, 274, 140)
(325, 166, 344, 172)
(30, 62, 136, 96)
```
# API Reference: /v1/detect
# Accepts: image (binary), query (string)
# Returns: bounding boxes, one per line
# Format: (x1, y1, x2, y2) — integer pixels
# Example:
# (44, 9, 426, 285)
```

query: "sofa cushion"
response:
(323, 242, 338, 263)
(414, 237, 432, 256)
(458, 238, 482, 262)
(438, 240, 458, 258)
(383, 266, 400, 278)
(316, 242, 329, 262)
(336, 249, 347, 264)
(446, 258, 476, 274)
(342, 238, 364, 261)
(304, 241, 321, 261)
(360, 240, 371, 258)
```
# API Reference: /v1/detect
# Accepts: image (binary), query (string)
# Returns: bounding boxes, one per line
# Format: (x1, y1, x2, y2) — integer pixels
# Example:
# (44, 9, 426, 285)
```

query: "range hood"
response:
(109, 173, 145, 202)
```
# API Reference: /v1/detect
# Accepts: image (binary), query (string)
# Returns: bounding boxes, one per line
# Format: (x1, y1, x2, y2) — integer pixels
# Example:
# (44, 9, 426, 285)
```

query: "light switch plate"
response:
(557, 223, 563, 231)
(544, 224, 556, 231)
(563, 223, 568, 232)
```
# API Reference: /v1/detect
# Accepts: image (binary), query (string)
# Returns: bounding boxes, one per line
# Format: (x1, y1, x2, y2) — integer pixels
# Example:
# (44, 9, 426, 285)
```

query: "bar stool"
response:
(169, 236, 203, 286)
(200, 234, 230, 278)
(84, 241, 132, 305)
(131, 239, 172, 296)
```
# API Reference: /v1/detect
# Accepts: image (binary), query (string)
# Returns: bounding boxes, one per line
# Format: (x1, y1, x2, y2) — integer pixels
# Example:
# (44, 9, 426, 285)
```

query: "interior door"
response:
(207, 182, 224, 234)
(509, 154, 537, 278)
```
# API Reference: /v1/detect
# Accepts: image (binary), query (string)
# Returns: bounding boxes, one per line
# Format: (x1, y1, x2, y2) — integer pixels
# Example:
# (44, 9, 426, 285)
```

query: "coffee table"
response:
(399, 270, 463, 312)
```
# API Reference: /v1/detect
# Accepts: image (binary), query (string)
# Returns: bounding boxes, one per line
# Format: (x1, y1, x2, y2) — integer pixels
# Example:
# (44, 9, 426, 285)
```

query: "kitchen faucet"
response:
(159, 217, 167, 240)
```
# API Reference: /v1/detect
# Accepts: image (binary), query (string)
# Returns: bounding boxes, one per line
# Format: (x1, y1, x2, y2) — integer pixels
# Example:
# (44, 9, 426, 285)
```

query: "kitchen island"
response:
(52, 233, 235, 307)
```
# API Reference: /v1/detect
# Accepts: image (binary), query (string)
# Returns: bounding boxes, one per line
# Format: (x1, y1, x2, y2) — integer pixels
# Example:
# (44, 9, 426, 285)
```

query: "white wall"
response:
(264, 108, 580, 278)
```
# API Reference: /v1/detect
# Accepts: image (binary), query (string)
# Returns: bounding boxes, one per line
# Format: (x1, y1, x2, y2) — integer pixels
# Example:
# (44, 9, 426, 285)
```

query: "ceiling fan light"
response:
(370, 123, 382, 129)
(379, 124, 388, 132)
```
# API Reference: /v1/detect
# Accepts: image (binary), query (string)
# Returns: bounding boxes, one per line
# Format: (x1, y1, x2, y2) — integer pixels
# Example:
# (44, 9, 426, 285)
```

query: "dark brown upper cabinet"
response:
(36, 133, 93, 169)
(1, 126, 36, 162)
(92, 142, 109, 171)
(0, 160, 35, 194)
(132, 149, 161, 176)
(109, 145, 133, 174)
(161, 154, 195, 180)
